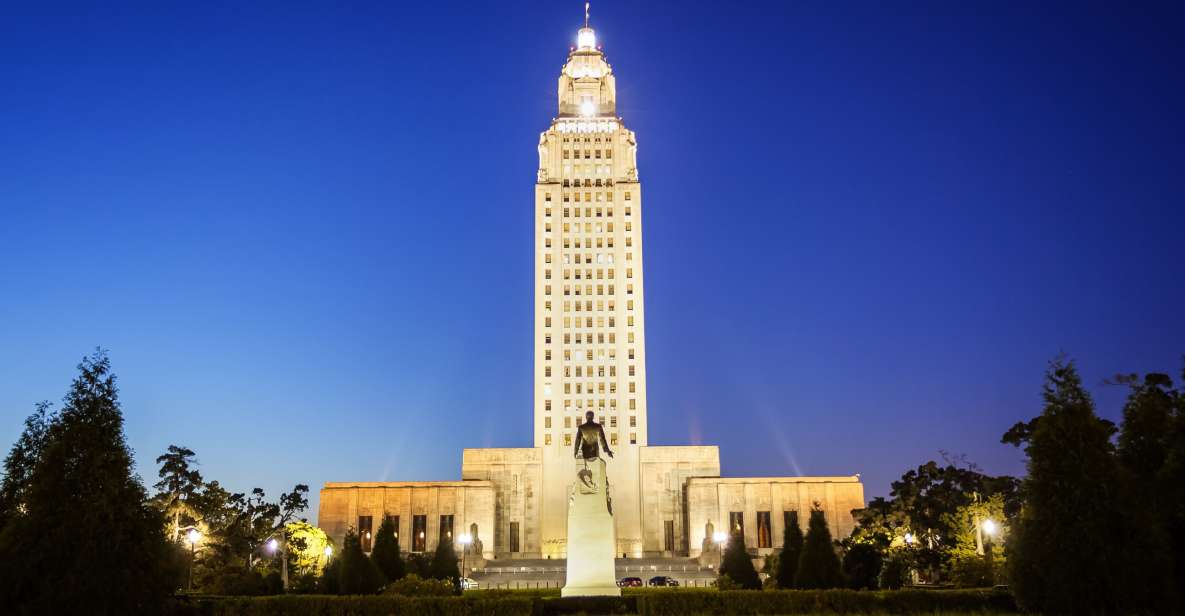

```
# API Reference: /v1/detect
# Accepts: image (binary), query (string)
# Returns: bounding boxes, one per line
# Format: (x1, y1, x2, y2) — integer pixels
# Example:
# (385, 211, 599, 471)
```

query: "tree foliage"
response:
(794, 506, 845, 589)
(718, 529, 761, 590)
(427, 534, 460, 592)
(1005, 358, 1174, 614)
(0, 401, 55, 530)
(0, 350, 181, 614)
(370, 516, 405, 583)
(842, 542, 882, 589)
(338, 529, 385, 594)
(775, 513, 803, 589)
(153, 444, 203, 543)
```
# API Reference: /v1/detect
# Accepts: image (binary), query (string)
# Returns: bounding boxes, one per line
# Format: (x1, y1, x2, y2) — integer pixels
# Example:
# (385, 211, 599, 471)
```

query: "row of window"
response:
(563, 149, 613, 160)
(728, 511, 806, 549)
(562, 177, 615, 187)
(544, 191, 631, 203)
(542, 283, 635, 296)
(544, 206, 633, 218)
(545, 432, 637, 446)
(547, 222, 634, 234)
(544, 237, 633, 249)
(544, 268, 634, 281)
(544, 348, 637, 361)
(544, 316, 636, 329)
(543, 415, 637, 429)
(542, 331, 638, 345)
(357, 514, 451, 553)
(542, 300, 635, 313)
(561, 135, 610, 143)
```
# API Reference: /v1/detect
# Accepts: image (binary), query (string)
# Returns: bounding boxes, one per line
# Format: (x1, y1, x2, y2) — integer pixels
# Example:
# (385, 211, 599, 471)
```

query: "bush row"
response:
(174, 595, 534, 616)
(636, 589, 1018, 615)
(174, 588, 1016, 615)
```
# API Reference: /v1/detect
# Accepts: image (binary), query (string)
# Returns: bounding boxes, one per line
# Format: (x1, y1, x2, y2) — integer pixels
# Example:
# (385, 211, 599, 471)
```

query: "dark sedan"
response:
(617, 576, 643, 587)
(647, 575, 680, 587)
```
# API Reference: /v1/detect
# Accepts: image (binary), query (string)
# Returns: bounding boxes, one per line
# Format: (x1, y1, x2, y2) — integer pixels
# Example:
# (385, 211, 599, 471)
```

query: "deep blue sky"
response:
(2, 1, 1183, 522)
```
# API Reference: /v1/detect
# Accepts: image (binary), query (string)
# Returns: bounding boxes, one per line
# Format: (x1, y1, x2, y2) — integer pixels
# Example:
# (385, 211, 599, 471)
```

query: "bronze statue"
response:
(573, 410, 613, 514)
(573, 410, 614, 461)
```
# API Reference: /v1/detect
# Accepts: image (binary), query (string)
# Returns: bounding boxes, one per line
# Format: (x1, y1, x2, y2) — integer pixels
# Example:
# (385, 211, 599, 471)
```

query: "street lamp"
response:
(458, 533, 472, 580)
(324, 545, 333, 559)
(903, 532, 915, 545)
(185, 528, 202, 592)
(267, 538, 279, 553)
(712, 531, 727, 546)
(982, 519, 997, 536)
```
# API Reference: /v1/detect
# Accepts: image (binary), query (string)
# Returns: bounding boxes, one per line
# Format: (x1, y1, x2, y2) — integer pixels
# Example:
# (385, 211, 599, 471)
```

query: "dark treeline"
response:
(1, 350, 1182, 615)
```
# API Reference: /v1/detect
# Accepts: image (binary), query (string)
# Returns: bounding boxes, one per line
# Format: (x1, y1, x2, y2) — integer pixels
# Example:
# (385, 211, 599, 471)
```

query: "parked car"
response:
(647, 575, 679, 587)
(617, 576, 643, 587)
(460, 577, 479, 590)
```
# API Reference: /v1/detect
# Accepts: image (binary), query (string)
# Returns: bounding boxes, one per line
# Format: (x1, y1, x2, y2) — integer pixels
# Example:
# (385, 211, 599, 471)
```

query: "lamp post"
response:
(185, 528, 202, 592)
(981, 518, 997, 579)
(458, 533, 472, 580)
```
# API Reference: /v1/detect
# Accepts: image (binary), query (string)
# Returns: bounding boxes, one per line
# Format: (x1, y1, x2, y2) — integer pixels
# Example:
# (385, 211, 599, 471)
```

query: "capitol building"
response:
(318, 14, 864, 564)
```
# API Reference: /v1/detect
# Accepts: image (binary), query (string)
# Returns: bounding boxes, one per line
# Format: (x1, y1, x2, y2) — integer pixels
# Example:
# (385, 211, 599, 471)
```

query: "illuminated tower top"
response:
(558, 4, 616, 118)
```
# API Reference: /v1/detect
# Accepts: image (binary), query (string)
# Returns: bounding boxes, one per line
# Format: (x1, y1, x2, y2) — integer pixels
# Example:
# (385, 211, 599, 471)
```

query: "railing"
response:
(480, 578, 718, 590)
(473, 563, 716, 575)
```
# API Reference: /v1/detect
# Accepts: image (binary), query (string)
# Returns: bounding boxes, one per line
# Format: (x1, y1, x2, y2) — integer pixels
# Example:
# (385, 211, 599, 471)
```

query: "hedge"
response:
(173, 595, 534, 616)
(636, 589, 1018, 615)
(173, 589, 1015, 615)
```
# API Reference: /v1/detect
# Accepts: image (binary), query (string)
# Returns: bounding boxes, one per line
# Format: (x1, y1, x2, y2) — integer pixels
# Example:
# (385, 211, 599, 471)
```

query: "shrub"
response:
(338, 529, 385, 594)
(187, 594, 534, 616)
(718, 530, 761, 590)
(841, 542, 882, 589)
(794, 506, 844, 589)
(428, 535, 461, 591)
(877, 551, 910, 590)
(207, 567, 270, 596)
(370, 516, 406, 582)
(634, 588, 1017, 615)
(385, 573, 456, 597)
(776, 512, 803, 589)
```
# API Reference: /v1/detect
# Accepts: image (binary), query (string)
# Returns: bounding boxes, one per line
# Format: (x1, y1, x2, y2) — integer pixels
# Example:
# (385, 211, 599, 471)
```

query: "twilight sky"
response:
(2, 1, 1183, 522)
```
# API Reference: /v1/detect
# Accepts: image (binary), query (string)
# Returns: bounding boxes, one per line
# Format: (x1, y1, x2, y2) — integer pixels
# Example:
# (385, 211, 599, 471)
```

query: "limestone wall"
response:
(318, 481, 496, 560)
(638, 446, 721, 556)
(461, 448, 543, 557)
(685, 476, 865, 557)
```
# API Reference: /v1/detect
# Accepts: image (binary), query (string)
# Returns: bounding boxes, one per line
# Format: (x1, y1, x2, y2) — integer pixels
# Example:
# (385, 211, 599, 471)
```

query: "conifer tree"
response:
(428, 533, 461, 592)
(370, 516, 406, 582)
(1006, 358, 1173, 614)
(0, 401, 55, 531)
(337, 528, 384, 594)
(718, 529, 761, 590)
(794, 506, 845, 589)
(0, 350, 180, 613)
(776, 512, 803, 588)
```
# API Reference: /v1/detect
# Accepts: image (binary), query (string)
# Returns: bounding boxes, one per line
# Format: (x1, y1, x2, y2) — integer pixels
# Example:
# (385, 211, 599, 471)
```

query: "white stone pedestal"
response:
(562, 457, 620, 597)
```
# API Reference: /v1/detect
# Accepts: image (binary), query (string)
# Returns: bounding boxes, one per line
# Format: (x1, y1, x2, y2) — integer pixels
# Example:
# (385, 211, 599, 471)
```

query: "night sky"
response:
(2, 1, 1183, 522)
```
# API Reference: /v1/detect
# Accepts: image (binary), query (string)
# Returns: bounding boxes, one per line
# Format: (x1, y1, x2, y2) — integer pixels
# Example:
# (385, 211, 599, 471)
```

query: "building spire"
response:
(585, 2, 590, 28)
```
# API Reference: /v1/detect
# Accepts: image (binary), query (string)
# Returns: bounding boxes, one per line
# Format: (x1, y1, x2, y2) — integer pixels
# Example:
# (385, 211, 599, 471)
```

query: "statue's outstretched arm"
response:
(599, 425, 614, 458)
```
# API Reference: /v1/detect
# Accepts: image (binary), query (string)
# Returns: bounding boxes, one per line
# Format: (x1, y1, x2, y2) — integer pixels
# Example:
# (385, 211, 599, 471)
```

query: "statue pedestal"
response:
(562, 457, 620, 597)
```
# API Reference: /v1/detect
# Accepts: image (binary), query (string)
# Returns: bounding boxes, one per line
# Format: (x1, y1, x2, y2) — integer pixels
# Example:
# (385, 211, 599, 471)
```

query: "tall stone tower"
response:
(319, 9, 865, 564)
(534, 15, 649, 557)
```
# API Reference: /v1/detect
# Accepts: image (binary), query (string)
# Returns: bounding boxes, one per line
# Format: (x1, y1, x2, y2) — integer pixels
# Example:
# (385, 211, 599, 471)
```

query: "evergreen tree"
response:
(775, 512, 803, 589)
(153, 445, 204, 543)
(0, 401, 55, 531)
(337, 528, 384, 594)
(718, 529, 761, 590)
(794, 506, 845, 589)
(1005, 358, 1173, 614)
(842, 542, 883, 589)
(370, 516, 405, 582)
(428, 534, 461, 592)
(0, 350, 181, 614)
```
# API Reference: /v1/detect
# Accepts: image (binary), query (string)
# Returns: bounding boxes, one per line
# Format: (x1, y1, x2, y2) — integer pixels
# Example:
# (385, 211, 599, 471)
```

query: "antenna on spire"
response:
(585, 2, 590, 28)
